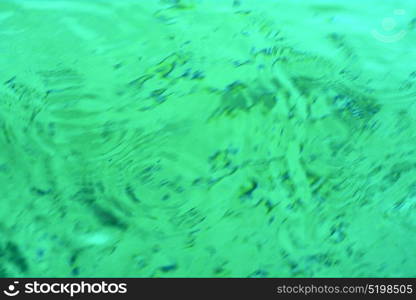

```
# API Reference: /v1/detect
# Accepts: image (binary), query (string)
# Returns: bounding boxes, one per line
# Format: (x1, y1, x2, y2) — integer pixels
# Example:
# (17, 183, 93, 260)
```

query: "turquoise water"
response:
(0, 0, 415, 277)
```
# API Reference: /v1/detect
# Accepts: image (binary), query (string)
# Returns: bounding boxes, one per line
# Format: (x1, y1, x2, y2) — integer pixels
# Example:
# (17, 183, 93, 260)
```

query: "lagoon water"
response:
(0, 0, 415, 277)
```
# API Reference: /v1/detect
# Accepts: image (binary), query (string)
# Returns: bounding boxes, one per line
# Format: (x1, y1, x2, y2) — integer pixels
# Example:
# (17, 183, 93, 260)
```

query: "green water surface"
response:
(0, 0, 415, 277)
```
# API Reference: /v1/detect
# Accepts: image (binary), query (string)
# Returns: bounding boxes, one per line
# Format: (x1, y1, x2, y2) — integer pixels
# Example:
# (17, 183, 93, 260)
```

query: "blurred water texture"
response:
(0, 0, 415, 277)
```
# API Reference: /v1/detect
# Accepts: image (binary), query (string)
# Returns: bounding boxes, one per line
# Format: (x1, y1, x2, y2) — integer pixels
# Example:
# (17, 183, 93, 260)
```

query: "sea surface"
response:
(0, 0, 415, 277)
